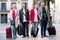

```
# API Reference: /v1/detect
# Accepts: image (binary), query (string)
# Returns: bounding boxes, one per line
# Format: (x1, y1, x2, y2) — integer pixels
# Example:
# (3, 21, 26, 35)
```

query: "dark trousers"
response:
(41, 20, 47, 36)
(22, 22, 29, 37)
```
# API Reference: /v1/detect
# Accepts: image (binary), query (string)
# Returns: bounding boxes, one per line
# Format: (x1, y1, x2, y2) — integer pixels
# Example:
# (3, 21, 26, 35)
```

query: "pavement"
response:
(0, 24, 60, 40)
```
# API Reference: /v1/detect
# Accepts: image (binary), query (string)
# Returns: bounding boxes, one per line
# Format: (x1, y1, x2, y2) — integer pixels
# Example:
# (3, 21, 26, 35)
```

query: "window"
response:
(1, 14, 7, 23)
(0, 3, 1, 11)
(0, 0, 7, 1)
(11, 2, 16, 9)
(22, 0, 28, 1)
(1, 3, 6, 11)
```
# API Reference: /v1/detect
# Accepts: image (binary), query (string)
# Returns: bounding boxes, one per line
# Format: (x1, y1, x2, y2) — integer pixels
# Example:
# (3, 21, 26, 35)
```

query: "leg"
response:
(13, 18, 17, 37)
(40, 20, 44, 36)
(32, 22, 38, 35)
(22, 22, 26, 37)
(25, 22, 29, 37)
(44, 21, 48, 36)
(34, 22, 38, 35)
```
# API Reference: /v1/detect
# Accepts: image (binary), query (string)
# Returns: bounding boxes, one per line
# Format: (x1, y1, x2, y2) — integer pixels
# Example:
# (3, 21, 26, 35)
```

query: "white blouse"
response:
(34, 9, 38, 22)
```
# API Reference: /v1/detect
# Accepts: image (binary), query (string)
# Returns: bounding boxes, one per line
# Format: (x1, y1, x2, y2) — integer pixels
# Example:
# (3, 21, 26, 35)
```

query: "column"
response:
(28, 0, 33, 11)
(55, 0, 60, 24)
(0, 1, 1, 11)
(17, 0, 21, 10)
(6, 0, 11, 11)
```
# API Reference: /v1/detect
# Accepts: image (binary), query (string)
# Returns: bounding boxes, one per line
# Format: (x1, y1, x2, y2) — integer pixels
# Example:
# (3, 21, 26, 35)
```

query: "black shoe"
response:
(44, 35, 48, 37)
(27, 35, 29, 37)
(41, 36, 44, 38)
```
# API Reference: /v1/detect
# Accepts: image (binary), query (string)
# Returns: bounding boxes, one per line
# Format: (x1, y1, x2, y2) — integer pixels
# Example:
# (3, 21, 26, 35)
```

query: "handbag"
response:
(17, 23, 24, 35)
(10, 19, 15, 25)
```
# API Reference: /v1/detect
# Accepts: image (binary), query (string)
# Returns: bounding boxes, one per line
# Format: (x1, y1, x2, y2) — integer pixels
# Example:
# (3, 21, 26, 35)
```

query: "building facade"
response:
(0, 0, 40, 31)
(0, 0, 60, 32)
(0, 0, 35, 24)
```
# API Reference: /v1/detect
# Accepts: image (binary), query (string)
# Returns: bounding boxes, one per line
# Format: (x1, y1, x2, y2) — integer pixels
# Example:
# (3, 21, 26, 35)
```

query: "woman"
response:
(9, 4, 18, 38)
(30, 5, 39, 37)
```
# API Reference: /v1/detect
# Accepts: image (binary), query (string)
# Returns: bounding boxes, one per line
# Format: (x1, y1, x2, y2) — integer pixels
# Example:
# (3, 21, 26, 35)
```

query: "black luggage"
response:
(47, 26, 56, 35)
(10, 20, 15, 25)
(17, 24, 24, 36)
(47, 16, 56, 35)
(31, 27, 39, 37)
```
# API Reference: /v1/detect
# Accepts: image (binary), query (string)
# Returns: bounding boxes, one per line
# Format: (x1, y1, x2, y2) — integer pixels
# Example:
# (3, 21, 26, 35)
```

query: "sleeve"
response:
(38, 7, 41, 20)
(27, 9, 29, 20)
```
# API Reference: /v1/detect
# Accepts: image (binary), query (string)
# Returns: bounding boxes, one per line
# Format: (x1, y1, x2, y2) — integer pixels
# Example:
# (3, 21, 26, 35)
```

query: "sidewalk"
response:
(0, 24, 60, 40)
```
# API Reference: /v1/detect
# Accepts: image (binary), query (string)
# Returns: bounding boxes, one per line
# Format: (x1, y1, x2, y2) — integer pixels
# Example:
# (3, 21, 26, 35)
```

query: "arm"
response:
(38, 7, 42, 20)
(27, 9, 29, 21)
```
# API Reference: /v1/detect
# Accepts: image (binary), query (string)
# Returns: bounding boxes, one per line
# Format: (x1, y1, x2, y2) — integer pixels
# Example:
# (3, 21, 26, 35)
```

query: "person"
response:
(30, 5, 39, 37)
(38, 1, 48, 38)
(19, 3, 29, 38)
(9, 4, 18, 38)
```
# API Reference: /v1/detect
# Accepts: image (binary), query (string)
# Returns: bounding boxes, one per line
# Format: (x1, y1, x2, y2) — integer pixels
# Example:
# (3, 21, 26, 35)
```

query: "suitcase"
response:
(47, 26, 56, 35)
(6, 27, 12, 38)
(31, 27, 39, 37)
(17, 24, 24, 36)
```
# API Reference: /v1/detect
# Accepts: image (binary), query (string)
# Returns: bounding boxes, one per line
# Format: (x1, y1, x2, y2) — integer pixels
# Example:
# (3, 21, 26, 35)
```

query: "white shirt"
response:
(34, 9, 38, 22)
(23, 9, 27, 22)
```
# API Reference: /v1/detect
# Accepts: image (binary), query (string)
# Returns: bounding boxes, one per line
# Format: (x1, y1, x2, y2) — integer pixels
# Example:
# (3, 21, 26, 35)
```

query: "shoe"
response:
(22, 36, 26, 38)
(13, 36, 17, 39)
(44, 35, 48, 37)
(41, 36, 44, 38)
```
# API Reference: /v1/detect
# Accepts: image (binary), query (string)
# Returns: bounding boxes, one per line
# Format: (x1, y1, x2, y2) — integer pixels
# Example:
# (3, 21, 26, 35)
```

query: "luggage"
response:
(47, 16, 56, 35)
(47, 26, 56, 35)
(6, 27, 12, 38)
(10, 20, 15, 25)
(31, 27, 39, 37)
(17, 23, 24, 35)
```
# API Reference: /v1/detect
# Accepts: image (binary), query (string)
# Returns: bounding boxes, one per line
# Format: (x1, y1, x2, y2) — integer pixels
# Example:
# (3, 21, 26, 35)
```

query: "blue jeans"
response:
(12, 18, 16, 36)
(32, 22, 38, 35)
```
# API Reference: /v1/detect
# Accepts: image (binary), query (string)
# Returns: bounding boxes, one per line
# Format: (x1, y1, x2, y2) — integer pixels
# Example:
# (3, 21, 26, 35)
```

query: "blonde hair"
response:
(34, 4, 39, 8)
(12, 4, 17, 9)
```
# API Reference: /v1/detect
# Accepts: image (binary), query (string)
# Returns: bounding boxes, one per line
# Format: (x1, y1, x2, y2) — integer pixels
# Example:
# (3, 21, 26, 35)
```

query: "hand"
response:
(29, 21, 32, 23)
(8, 18, 10, 20)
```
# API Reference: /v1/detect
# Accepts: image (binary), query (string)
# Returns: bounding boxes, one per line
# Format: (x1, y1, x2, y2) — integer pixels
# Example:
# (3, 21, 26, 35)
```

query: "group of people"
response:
(9, 1, 49, 38)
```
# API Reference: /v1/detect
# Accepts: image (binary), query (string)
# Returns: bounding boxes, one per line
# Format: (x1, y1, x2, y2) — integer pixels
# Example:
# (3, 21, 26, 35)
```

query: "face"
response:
(12, 4, 16, 9)
(41, 1, 45, 6)
(22, 4, 25, 8)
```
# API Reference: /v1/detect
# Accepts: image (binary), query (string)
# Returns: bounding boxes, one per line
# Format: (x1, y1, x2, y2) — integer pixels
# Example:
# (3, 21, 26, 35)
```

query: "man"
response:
(38, 1, 48, 38)
(19, 3, 29, 38)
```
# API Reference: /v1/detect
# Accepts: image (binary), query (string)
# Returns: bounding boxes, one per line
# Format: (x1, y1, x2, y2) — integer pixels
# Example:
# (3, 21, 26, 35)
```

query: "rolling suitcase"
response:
(48, 26, 56, 35)
(6, 27, 12, 38)
(47, 16, 56, 35)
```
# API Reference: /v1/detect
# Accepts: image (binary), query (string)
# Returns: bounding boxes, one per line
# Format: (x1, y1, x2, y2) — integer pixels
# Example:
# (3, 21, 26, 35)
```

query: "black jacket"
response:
(19, 8, 29, 23)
